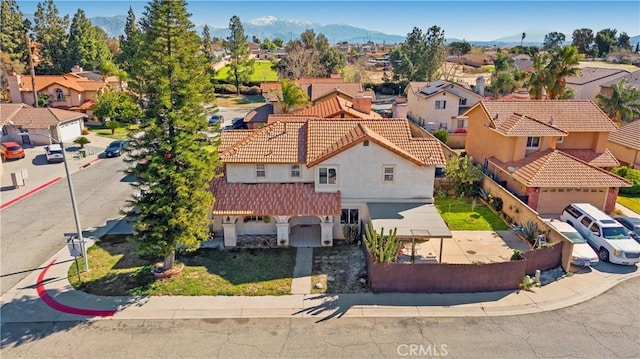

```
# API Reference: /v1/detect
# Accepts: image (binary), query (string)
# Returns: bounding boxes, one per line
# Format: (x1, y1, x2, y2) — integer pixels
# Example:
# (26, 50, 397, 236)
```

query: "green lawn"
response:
(435, 197, 509, 230)
(88, 124, 138, 140)
(215, 60, 278, 82)
(216, 94, 266, 108)
(481, 65, 495, 73)
(618, 194, 640, 214)
(69, 238, 296, 296)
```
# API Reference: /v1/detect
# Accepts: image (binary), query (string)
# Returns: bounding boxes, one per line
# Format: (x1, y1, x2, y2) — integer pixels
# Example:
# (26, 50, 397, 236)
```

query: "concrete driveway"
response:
(405, 230, 532, 264)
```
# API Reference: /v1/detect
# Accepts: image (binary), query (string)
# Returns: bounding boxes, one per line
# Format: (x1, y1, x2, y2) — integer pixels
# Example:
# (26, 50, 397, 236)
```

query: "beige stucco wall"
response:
(407, 91, 460, 130)
(607, 141, 640, 169)
(567, 72, 630, 100)
(226, 163, 314, 183)
(557, 132, 608, 152)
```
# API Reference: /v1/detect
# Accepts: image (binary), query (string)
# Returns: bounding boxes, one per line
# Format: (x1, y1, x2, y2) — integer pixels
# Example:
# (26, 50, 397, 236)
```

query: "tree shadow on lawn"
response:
(75, 237, 296, 296)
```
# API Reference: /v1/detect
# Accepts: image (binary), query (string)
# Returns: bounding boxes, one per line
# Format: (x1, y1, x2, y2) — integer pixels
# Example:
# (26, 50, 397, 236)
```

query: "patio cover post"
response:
(439, 237, 443, 263)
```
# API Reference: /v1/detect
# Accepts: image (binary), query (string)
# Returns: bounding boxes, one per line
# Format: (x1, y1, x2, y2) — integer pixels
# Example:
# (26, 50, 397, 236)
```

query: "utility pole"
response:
(24, 20, 38, 108)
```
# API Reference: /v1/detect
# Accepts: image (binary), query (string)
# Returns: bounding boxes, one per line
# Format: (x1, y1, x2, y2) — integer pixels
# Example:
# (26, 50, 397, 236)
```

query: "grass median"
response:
(68, 237, 296, 296)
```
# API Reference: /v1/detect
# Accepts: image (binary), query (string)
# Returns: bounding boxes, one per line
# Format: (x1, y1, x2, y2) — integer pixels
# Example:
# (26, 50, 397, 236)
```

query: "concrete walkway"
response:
(290, 247, 313, 294)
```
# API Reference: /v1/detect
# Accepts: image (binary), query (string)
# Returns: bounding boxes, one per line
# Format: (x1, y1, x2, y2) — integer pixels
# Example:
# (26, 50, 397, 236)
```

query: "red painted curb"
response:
(0, 177, 62, 210)
(37, 259, 115, 317)
(78, 157, 101, 169)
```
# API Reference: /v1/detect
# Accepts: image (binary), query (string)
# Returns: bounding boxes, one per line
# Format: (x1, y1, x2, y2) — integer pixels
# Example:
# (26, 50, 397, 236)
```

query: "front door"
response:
(21, 133, 31, 145)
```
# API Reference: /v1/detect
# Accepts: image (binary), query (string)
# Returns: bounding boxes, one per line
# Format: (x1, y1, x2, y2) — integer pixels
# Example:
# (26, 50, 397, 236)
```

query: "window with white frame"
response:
(383, 165, 395, 182)
(457, 119, 465, 129)
(318, 167, 337, 185)
(459, 98, 467, 106)
(556, 136, 564, 143)
(526, 136, 540, 149)
(290, 164, 300, 178)
(341, 208, 359, 224)
(435, 100, 447, 109)
(256, 163, 266, 177)
(55, 89, 64, 101)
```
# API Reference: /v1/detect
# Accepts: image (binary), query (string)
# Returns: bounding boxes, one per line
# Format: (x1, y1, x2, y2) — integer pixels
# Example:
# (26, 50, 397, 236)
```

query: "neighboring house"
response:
(0, 103, 87, 146)
(245, 88, 378, 128)
(6, 68, 109, 117)
(607, 120, 640, 169)
(406, 80, 484, 131)
(566, 67, 630, 100)
(513, 58, 534, 72)
(465, 100, 630, 215)
(260, 77, 366, 103)
(211, 118, 446, 247)
(450, 54, 492, 68)
(599, 69, 640, 97)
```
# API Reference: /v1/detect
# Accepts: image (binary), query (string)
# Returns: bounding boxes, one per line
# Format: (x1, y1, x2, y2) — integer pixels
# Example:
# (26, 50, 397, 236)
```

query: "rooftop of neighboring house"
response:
(565, 67, 630, 86)
(513, 58, 534, 71)
(260, 77, 365, 102)
(283, 93, 381, 119)
(600, 69, 640, 89)
(219, 118, 445, 167)
(0, 103, 87, 128)
(489, 149, 630, 188)
(490, 113, 567, 137)
(13, 72, 107, 93)
(608, 120, 640, 151)
(475, 100, 618, 132)
(409, 80, 480, 100)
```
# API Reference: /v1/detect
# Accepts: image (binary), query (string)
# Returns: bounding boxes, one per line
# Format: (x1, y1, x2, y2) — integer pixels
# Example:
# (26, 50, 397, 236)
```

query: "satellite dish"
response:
(507, 166, 517, 174)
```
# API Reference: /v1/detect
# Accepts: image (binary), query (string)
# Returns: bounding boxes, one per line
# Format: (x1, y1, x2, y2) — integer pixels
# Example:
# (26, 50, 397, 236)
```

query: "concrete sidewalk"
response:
(1, 235, 638, 323)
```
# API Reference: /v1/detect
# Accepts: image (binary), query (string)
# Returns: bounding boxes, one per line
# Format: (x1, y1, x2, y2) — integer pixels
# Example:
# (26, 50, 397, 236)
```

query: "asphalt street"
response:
(1, 277, 637, 358)
(0, 156, 131, 294)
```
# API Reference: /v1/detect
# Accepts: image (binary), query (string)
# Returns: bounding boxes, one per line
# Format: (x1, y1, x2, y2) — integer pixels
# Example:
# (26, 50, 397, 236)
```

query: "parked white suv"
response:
(545, 219, 598, 266)
(45, 144, 64, 163)
(561, 203, 640, 265)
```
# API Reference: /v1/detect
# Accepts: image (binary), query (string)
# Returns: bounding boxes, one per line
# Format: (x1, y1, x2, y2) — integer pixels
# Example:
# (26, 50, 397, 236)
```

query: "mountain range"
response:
(60, 14, 640, 47)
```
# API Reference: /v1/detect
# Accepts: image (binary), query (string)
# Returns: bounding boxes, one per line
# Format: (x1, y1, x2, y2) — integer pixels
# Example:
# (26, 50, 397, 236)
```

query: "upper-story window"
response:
(435, 100, 447, 110)
(459, 98, 467, 106)
(55, 89, 65, 101)
(256, 163, 266, 177)
(319, 167, 337, 185)
(526, 136, 540, 149)
(383, 165, 395, 182)
(290, 164, 300, 178)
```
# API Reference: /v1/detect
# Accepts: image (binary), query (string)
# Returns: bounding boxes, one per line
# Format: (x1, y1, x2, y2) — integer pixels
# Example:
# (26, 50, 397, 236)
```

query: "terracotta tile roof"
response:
(211, 179, 342, 216)
(561, 149, 620, 168)
(566, 67, 629, 85)
(243, 103, 273, 124)
(17, 73, 106, 93)
(310, 83, 364, 101)
(0, 104, 86, 129)
(478, 100, 618, 132)
(221, 118, 445, 167)
(67, 100, 96, 111)
(296, 77, 344, 85)
(306, 119, 445, 167)
(220, 121, 307, 163)
(492, 113, 567, 136)
(608, 120, 640, 151)
(293, 96, 382, 119)
(489, 150, 631, 188)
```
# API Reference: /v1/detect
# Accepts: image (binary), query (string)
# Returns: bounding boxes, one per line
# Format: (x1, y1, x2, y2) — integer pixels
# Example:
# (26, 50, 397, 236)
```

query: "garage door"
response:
(58, 120, 82, 142)
(537, 188, 606, 215)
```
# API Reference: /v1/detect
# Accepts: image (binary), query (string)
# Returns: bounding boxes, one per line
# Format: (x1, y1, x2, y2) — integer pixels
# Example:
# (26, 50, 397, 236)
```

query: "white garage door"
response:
(537, 188, 607, 215)
(58, 120, 82, 142)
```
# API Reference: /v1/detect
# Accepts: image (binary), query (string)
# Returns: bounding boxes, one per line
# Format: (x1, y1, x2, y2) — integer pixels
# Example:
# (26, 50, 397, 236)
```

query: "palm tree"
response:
(490, 51, 515, 98)
(596, 79, 640, 123)
(272, 79, 309, 113)
(526, 53, 550, 99)
(545, 46, 581, 99)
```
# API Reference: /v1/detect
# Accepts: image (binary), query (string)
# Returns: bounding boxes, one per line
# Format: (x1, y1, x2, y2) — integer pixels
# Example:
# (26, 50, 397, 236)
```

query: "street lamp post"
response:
(18, 132, 89, 271)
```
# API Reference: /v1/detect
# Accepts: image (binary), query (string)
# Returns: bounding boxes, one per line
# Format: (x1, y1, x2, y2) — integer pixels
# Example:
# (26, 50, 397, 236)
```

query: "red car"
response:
(0, 142, 25, 161)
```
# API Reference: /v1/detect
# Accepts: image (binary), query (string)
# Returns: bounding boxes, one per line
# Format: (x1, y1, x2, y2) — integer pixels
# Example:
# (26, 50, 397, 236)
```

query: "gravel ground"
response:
(311, 242, 369, 294)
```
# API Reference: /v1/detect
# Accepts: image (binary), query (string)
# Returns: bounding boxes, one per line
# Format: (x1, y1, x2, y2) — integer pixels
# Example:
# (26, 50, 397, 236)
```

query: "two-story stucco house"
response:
(406, 80, 483, 132)
(211, 118, 447, 247)
(607, 120, 640, 170)
(566, 67, 630, 101)
(465, 100, 630, 215)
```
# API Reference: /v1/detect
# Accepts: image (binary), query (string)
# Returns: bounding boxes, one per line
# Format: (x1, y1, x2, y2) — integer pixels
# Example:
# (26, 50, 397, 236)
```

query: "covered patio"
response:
(367, 202, 452, 263)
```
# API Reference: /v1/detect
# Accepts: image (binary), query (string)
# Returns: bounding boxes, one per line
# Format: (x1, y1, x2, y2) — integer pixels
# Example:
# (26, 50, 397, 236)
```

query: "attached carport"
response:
(367, 202, 452, 262)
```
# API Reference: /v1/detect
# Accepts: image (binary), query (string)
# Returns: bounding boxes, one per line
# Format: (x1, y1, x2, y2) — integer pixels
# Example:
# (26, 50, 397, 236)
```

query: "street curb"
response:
(78, 157, 101, 170)
(0, 177, 62, 210)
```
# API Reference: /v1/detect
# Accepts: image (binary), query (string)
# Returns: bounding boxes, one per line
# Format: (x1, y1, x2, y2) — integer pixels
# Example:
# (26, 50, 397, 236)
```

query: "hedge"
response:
(612, 166, 640, 195)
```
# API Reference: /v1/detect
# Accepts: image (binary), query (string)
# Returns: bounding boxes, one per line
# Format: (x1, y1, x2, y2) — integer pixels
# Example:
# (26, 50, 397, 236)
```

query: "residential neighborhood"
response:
(1, 0, 639, 358)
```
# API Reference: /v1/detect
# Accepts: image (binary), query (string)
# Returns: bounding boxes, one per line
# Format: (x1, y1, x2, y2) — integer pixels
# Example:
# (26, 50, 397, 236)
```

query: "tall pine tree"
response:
(116, 6, 141, 78)
(1, 0, 29, 65)
(67, 9, 112, 70)
(126, 0, 219, 271)
(33, 0, 69, 74)
(224, 16, 254, 94)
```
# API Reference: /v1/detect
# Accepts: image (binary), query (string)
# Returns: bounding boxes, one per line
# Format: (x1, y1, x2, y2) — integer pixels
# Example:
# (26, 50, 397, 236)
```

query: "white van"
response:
(561, 203, 640, 265)
(546, 219, 599, 266)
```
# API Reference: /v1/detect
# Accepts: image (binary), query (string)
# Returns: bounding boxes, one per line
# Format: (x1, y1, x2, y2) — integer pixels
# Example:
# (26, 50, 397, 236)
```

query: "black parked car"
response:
(105, 140, 128, 158)
(613, 216, 640, 242)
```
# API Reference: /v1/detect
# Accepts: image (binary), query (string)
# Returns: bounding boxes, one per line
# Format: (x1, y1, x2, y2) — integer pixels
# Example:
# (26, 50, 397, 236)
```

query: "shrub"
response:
(487, 194, 503, 212)
(224, 84, 238, 94)
(240, 86, 261, 95)
(612, 166, 640, 195)
(433, 129, 449, 144)
(514, 220, 540, 244)
(379, 86, 396, 95)
(73, 136, 91, 149)
(81, 127, 90, 135)
(511, 249, 524, 261)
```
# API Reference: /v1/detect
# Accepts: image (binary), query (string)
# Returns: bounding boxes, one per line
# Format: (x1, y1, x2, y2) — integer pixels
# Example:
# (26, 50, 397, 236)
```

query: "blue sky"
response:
(15, 1, 640, 41)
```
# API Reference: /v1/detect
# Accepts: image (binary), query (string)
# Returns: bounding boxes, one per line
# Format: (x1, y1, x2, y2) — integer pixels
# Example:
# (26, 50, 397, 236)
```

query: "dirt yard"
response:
(311, 242, 369, 294)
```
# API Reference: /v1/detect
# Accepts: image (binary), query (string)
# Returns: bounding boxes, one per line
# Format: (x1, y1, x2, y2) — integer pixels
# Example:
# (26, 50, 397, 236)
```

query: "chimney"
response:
(392, 97, 408, 119)
(7, 74, 24, 104)
(71, 65, 83, 73)
(476, 76, 485, 96)
(513, 88, 530, 100)
(353, 91, 372, 115)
